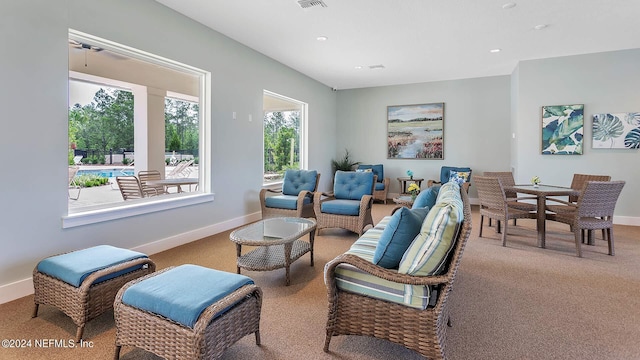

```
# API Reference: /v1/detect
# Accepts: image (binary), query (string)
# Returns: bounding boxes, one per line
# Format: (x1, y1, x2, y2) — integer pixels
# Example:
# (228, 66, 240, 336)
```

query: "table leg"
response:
(284, 242, 292, 286)
(235, 244, 242, 274)
(537, 195, 546, 248)
(309, 231, 315, 267)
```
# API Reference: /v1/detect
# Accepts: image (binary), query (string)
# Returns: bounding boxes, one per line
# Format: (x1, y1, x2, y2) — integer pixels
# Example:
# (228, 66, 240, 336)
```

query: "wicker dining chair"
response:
(483, 171, 537, 217)
(547, 180, 625, 257)
(475, 175, 536, 246)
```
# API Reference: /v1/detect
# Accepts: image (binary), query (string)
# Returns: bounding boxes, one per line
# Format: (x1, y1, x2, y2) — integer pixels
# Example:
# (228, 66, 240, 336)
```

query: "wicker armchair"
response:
(313, 171, 376, 236)
(483, 171, 537, 214)
(569, 173, 611, 203)
(475, 175, 536, 246)
(357, 164, 390, 204)
(547, 180, 625, 257)
(427, 166, 472, 192)
(260, 170, 320, 218)
(323, 185, 472, 359)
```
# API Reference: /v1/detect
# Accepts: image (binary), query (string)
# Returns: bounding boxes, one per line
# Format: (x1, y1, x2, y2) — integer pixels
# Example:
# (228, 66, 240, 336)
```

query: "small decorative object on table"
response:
(531, 176, 541, 187)
(408, 183, 420, 200)
(406, 169, 414, 180)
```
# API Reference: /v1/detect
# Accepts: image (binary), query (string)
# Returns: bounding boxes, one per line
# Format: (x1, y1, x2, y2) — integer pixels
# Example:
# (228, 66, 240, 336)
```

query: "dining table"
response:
(146, 177, 199, 193)
(506, 184, 579, 248)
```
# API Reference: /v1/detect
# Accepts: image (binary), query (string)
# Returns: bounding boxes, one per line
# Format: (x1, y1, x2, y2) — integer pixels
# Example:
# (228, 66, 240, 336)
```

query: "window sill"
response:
(62, 192, 215, 228)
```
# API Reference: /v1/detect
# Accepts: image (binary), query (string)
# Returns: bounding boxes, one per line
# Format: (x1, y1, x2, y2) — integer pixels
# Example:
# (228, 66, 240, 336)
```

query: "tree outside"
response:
(263, 110, 300, 183)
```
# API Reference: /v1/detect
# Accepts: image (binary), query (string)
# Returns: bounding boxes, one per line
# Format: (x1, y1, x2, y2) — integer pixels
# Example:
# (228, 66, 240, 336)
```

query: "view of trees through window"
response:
(263, 110, 300, 183)
(68, 85, 199, 166)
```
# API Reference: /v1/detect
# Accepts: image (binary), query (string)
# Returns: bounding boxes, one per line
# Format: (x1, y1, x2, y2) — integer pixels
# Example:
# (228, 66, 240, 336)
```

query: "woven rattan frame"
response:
(323, 185, 472, 360)
(113, 267, 262, 360)
(476, 175, 537, 246)
(32, 256, 156, 342)
(569, 173, 612, 203)
(547, 180, 625, 257)
(260, 173, 321, 219)
(373, 177, 390, 204)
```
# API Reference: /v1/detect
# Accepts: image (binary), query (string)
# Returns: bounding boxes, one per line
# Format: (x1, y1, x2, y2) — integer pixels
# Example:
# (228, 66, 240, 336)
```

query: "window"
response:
(64, 30, 212, 228)
(263, 91, 307, 185)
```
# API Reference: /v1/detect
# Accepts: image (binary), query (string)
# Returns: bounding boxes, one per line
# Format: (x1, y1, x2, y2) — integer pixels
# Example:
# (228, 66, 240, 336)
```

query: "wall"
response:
(0, 0, 337, 302)
(335, 76, 512, 199)
(513, 49, 640, 221)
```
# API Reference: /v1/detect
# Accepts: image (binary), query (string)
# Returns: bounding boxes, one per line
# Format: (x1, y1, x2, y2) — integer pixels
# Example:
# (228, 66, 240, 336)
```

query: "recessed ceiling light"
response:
(502, 2, 516, 9)
(354, 66, 363, 70)
(316, 36, 328, 41)
(533, 24, 549, 30)
(489, 48, 502, 53)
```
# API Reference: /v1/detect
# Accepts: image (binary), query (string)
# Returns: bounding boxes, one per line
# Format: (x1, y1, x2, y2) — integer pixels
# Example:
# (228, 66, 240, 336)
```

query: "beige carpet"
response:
(2, 204, 639, 360)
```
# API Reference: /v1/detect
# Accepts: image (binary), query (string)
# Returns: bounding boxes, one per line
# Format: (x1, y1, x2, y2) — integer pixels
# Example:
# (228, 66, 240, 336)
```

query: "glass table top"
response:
(230, 217, 316, 245)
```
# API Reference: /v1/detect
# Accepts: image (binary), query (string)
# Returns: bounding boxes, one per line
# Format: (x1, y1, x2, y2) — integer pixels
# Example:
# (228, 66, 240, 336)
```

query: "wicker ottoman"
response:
(32, 245, 156, 342)
(113, 264, 262, 360)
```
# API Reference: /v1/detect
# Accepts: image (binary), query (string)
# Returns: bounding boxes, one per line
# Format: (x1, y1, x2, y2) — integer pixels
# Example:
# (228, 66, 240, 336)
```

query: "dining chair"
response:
(115, 176, 146, 200)
(569, 174, 611, 203)
(546, 180, 625, 257)
(68, 166, 82, 200)
(475, 176, 536, 246)
(138, 170, 168, 196)
(483, 171, 537, 216)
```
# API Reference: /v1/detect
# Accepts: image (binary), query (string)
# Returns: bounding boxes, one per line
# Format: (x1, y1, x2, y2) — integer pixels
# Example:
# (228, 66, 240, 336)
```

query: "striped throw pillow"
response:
(398, 182, 463, 276)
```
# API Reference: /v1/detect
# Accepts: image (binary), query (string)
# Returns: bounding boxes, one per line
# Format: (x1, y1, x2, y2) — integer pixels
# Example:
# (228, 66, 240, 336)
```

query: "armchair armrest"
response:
(359, 194, 374, 213)
(324, 254, 451, 288)
(313, 191, 335, 214)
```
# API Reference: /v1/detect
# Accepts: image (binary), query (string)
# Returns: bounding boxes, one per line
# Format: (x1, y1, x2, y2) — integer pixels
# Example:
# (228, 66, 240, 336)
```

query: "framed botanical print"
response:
(593, 112, 640, 149)
(387, 103, 444, 159)
(541, 104, 584, 155)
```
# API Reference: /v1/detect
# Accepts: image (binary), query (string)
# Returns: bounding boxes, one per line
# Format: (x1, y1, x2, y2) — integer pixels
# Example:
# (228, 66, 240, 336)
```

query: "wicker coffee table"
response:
(230, 217, 316, 286)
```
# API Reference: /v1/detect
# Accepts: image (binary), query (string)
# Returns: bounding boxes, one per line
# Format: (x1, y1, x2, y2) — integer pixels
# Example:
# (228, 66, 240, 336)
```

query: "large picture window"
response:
(64, 30, 211, 227)
(263, 91, 307, 185)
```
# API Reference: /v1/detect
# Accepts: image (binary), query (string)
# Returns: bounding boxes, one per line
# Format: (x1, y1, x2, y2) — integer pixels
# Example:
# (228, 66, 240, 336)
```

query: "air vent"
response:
(297, 0, 327, 8)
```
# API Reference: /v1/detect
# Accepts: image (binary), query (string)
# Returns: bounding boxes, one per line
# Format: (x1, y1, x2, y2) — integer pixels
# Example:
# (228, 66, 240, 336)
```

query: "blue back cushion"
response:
(334, 170, 374, 200)
(122, 264, 254, 329)
(412, 185, 440, 209)
(358, 164, 384, 183)
(282, 169, 318, 196)
(373, 207, 430, 268)
(440, 166, 472, 184)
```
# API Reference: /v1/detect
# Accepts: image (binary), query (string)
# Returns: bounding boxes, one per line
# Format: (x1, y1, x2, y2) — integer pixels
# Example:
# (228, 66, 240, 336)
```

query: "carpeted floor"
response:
(1, 204, 639, 360)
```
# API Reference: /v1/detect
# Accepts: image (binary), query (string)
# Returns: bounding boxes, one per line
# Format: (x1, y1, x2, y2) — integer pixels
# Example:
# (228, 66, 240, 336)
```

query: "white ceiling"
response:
(155, 0, 640, 90)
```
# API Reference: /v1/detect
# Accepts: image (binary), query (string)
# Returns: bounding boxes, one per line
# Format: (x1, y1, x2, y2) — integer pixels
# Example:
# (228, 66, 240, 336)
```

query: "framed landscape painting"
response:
(592, 112, 640, 149)
(387, 103, 444, 159)
(541, 104, 584, 155)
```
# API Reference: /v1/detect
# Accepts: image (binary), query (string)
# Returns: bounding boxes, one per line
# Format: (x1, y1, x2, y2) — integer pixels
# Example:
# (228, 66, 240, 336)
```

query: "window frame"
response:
(63, 29, 213, 228)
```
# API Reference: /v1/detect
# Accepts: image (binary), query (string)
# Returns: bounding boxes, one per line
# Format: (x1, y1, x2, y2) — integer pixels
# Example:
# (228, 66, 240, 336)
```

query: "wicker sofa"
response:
(323, 182, 472, 359)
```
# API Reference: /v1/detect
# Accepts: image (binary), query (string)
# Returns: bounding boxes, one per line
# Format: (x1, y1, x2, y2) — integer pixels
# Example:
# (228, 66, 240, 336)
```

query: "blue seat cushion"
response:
(282, 169, 318, 196)
(265, 194, 310, 210)
(373, 207, 429, 268)
(37, 245, 148, 287)
(122, 264, 254, 329)
(321, 199, 361, 216)
(334, 171, 374, 200)
(358, 164, 384, 183)
(374, 182, 385, 191)
(412, 185, 440, 209)
(439, 166, 472, 184)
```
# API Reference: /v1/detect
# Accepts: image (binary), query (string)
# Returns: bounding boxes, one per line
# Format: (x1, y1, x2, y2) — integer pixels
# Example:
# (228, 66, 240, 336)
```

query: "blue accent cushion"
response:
(412, 185, 440, 209)
(321, 199, 361, 216)
(37, 245, 148, 287)
(439, 166, 472, 184)
(358, 164, 384, 183)
(265, 194, 310, 210)
(122, 264, 254, 329)
(334, 171, 374, 200)
(373, 207, 430, 268)
(374, 182, 385, 191)
(282, 169, 318, 196)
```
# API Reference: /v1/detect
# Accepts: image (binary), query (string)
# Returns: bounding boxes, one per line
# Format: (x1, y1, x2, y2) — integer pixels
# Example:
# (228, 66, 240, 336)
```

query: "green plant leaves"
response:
(542, 105, 583, 154)
(593, 113, 624, 141)
(624, 128, 640, 149)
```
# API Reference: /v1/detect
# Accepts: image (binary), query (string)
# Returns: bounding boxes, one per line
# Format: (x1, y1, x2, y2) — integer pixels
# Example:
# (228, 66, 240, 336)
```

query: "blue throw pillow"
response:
(412, 185, 440, 209)
(373, 207, 430, 269)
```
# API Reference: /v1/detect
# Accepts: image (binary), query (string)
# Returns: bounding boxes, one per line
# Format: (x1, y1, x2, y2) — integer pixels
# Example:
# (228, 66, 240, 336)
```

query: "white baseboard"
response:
(0, 212, 262, 305)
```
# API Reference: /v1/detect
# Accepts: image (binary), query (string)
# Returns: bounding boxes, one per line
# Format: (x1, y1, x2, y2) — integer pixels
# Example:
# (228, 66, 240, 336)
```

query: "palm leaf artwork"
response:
(541, 104, 584, 154)
(593, 112, 640, 149)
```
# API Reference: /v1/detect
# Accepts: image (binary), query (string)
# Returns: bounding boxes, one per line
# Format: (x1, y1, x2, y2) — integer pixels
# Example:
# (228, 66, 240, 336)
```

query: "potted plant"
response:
(331, 149, 360, 173)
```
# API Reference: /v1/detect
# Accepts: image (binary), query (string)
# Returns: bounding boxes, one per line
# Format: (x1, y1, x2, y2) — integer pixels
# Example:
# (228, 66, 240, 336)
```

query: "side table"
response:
(397, 177, 424, 194)
(393, 195, 415, 207)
